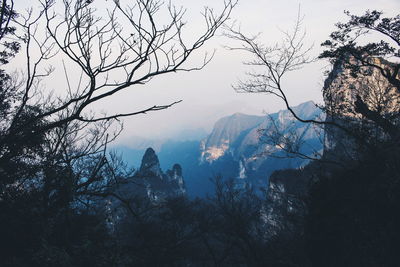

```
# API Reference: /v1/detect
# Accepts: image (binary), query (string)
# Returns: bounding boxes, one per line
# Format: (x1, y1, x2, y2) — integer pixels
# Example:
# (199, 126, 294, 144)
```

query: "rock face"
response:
(165, 164, 186, 196)
(115, 101, 325, 197)
(323, 56, 400, 153)
(135, 148, 186, 200)
(263, 164, 318, 238)
(201, 113, 264, 163)
(110, 148, 185, 204)
(262, 56, 400, 239)
(138, 148, 162, 177)
(324, 57, 400, 119)
(199, 101, 324, 190)
(104, 148, 185, 230)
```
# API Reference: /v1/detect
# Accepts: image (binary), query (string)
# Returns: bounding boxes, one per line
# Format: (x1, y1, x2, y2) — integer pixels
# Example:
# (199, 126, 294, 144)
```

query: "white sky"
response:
(15, 0, 400, 144)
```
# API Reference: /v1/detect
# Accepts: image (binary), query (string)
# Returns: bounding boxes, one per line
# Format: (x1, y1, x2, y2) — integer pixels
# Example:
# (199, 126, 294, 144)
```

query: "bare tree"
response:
(0, 1, 237, 264)
(225, 10, 400, 161)
(223, 13, 340, 162)
(0, 0, 236, 189)
(258, 113, 327, 161)
(320, 10, 400, 141)
(223, 10, 400, 266)
(7, 0, 235, 132)
(224, 12, 316, 122)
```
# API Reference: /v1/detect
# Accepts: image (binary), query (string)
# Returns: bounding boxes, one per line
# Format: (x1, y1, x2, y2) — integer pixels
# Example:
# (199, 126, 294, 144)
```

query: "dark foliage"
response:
(228, 8, 400, 266)
(304, 10, 400, 267)
(0, 0, 237, 266)
(1, 3, 400, 266)
(306, 144, 400, 267)
(109, 178, 305, 267)
(0, 186, 117, 267)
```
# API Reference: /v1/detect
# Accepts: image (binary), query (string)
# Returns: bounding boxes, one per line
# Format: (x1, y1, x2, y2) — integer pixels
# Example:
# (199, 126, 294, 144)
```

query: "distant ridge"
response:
(115, 101, 324, 197)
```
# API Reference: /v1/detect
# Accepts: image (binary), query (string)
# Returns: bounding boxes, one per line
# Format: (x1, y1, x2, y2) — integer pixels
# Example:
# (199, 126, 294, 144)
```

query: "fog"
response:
(15, 0, 400, 144)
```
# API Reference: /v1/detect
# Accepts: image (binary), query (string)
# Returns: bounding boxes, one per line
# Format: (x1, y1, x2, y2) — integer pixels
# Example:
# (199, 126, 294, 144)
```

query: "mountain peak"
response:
(296, 100, 315, 108)
(171, 164, 182, 177)
(275, 101, 320, 120)
(231, 112, 247, 117)
(201, 113, 264, 162)
(139, 147, 162, 176)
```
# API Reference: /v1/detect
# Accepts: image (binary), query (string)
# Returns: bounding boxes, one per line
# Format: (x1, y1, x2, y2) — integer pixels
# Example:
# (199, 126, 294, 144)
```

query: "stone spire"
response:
(138, 147, 162, 177)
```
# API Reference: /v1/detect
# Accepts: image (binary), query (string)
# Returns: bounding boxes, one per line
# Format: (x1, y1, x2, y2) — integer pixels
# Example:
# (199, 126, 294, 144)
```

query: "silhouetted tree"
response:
(0, 0, 237, 265)
(305, 10, 400, 266)
(228, 9, 400, 266)
(226, 10, 399, 158)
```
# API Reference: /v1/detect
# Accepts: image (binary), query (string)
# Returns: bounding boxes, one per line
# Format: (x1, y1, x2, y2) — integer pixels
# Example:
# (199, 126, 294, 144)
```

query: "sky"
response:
(15, 0, 400, 145)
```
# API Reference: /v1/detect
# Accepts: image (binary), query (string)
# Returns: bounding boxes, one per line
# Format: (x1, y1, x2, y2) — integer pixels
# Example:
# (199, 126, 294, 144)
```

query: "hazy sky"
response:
(15, 0, 400, 145)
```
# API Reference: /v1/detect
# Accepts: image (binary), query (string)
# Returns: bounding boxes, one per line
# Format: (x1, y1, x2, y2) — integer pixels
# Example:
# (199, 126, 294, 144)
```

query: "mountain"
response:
(114, 101, 324, 197)
(104, 148, 185, 229)
(197, 101, 324, 193)
(263, 162, 318, 238)
(135, 147, 186, 198)
(201, 101, 322, 162)
(323, 56, 400, 156)
(261, 56, 400, 246)
(201, 113, 265, 162)
(110, 148, 185, 203)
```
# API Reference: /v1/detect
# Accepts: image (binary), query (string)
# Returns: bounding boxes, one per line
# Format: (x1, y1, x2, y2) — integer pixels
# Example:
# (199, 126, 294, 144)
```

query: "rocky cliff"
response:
(199, 101, 324, 190)
(104, 148, 186, 231)
(263, 56, 400, 240)
(263, 163, 320, 238)
(200, 113, 264, 162)
(133, 147, 186, 200)
(108, 148, 185, 209)
(115, 102, 324, 197)
(323, 56, 400, 152)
